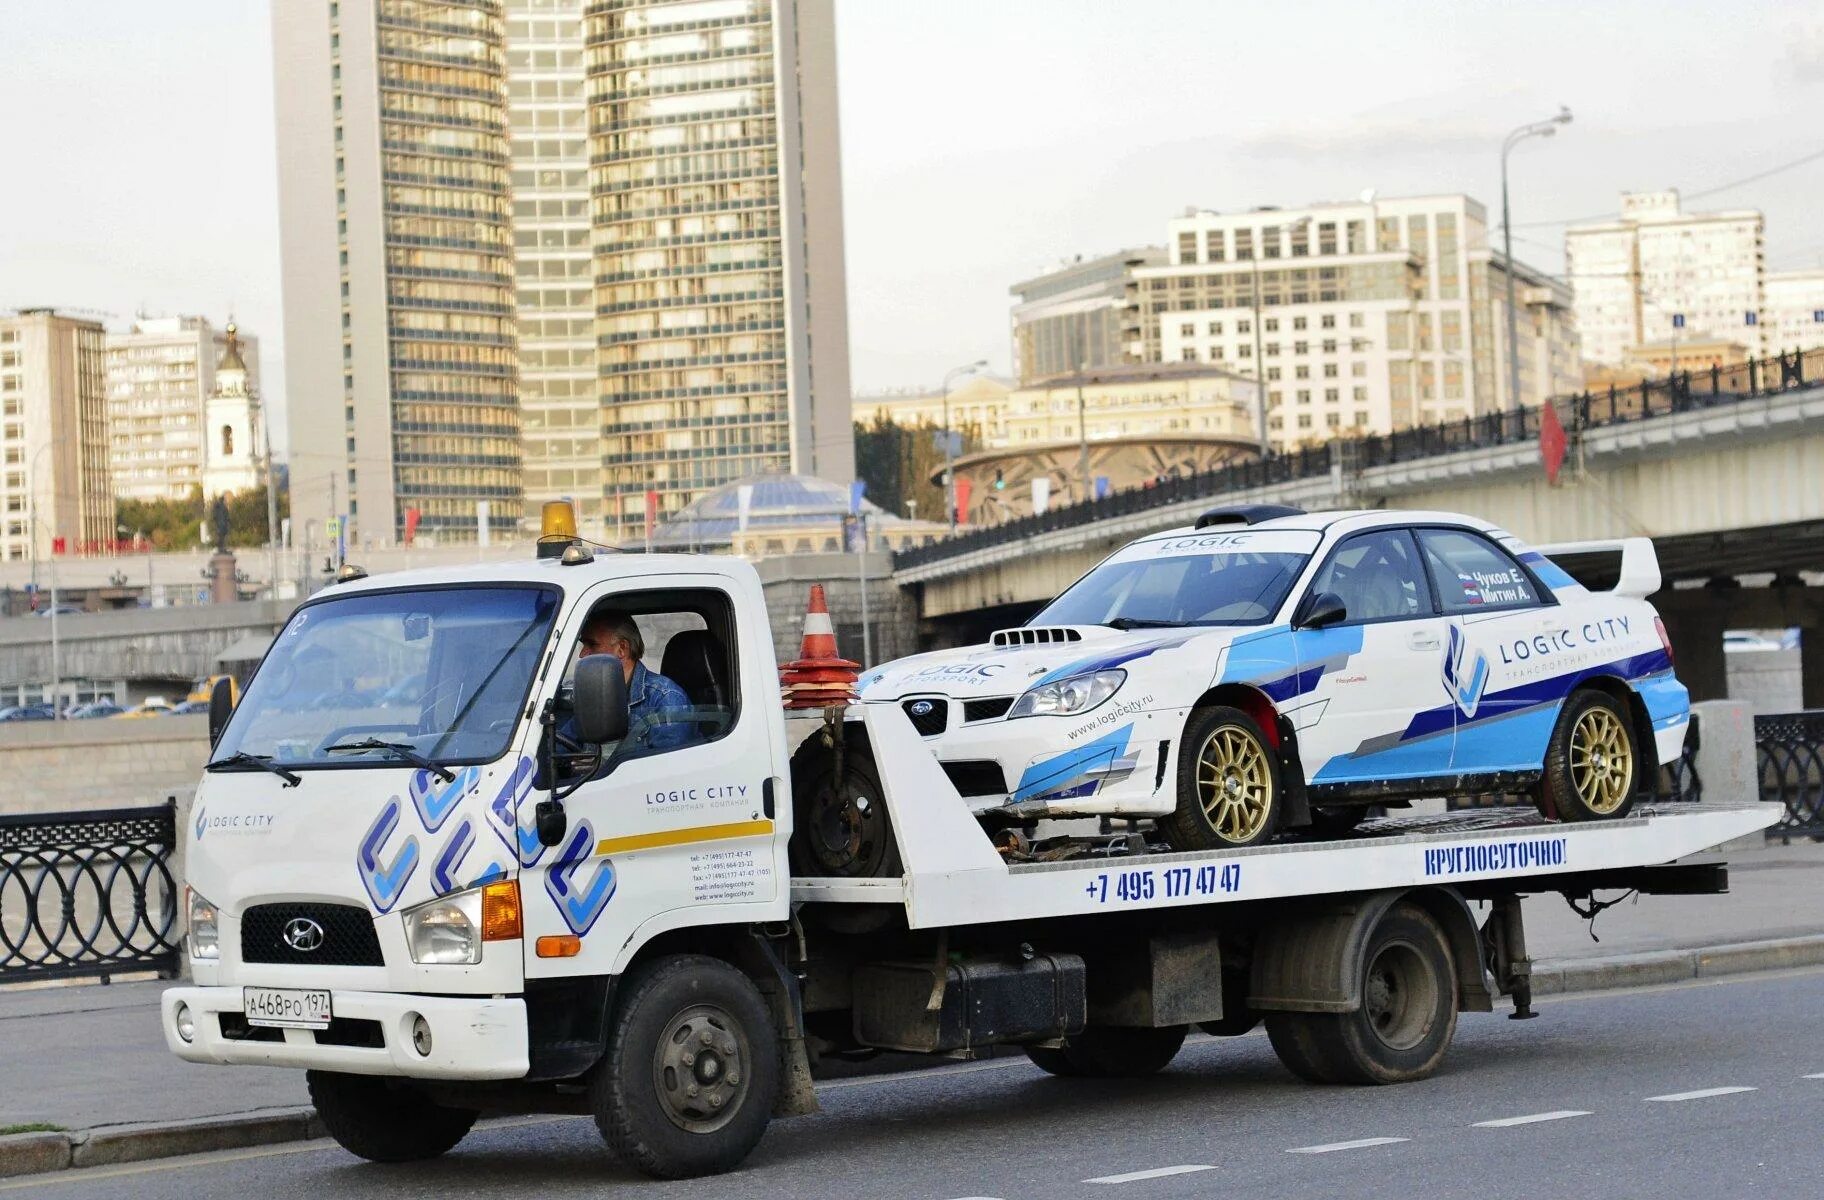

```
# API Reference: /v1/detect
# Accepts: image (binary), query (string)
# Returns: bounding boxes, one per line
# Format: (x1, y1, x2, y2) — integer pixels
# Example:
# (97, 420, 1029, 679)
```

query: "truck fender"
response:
(1248, 887, 1494, 1015)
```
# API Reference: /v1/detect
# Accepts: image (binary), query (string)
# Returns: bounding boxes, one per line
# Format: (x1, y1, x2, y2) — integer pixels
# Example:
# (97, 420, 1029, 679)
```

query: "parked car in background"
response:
(0, 704, 56, 722)
(114, 696, 174, 719)
(166, 700, 209, 715)
(67, 700, 125, 719)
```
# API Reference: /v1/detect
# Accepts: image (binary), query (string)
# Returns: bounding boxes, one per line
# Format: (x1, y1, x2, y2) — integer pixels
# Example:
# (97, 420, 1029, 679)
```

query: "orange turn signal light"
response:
(536, 934, 581, 959)
(481, 880, 522, 942)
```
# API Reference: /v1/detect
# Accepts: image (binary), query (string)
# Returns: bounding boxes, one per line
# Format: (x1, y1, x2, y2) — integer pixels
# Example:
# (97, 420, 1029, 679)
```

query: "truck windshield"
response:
(211, 585, 560, 771)
(1032, 531, 1319, 628)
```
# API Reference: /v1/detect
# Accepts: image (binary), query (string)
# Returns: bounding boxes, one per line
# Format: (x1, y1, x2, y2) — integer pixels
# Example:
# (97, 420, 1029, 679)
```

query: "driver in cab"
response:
(573, 610, 693, 754)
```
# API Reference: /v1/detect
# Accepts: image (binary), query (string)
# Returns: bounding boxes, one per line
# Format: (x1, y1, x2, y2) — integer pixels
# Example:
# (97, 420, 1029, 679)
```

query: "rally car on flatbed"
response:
(811, 505, 1687, 871)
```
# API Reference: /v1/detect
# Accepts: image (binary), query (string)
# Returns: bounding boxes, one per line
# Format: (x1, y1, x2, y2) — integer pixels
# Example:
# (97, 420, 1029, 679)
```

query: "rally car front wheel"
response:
(1160, 705, 1282, 851)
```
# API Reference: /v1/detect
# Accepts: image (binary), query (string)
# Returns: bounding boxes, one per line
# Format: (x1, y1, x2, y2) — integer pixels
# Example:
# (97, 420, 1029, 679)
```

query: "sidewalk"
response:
(4, 841, 1822, 1136)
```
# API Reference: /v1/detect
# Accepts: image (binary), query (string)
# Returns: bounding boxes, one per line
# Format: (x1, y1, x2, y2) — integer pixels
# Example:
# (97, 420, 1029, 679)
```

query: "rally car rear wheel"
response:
(1540, 690, 1638, 822)
(1160, 705, 1282, 850)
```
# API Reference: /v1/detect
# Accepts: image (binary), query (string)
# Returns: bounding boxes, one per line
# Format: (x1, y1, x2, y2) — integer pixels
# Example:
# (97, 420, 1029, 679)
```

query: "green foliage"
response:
(117, 484, 290, 550)
(0, 1122, 63, 1134)
(852, 413, 980, 523)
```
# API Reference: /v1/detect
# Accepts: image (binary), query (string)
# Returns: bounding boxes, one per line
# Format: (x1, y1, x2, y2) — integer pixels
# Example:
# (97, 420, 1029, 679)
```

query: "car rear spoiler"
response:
(1531, 537, 1661, 599)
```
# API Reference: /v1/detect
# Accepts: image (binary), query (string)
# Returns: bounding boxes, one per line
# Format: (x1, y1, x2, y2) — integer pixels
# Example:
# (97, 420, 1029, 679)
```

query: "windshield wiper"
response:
(205, 752, 302, 788)
(1106, 617, 1183, 630)
(322, 738, 455, 782)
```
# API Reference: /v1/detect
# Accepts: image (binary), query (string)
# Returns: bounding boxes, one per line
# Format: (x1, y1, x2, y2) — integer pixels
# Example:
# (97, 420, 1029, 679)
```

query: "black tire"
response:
(1265, 903, 1458, 1086)
(1306, 805, 1370, 839)
(592, 955, 778, 1180)
(1022, 1024, 1187, 1078)
(1160, 705, 1283, 851)
(788, 726, 902, 880)
(306, 1070, 477, 1163)
(1539, 690, 1640, 823)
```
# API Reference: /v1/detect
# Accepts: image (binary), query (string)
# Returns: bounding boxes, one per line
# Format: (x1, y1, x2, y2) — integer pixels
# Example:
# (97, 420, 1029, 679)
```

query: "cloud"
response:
(1790, 21, 1824, 82)
(1236, 121, 1502, 160)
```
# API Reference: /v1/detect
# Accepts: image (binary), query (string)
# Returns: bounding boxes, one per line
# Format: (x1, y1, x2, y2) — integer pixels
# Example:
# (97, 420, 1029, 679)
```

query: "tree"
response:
(117, 483, 290, 550)
(853, 413, 981, 523)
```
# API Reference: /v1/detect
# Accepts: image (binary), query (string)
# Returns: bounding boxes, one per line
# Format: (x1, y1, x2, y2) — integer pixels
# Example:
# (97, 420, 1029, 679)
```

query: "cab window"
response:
(1418, 529, 1543, 614)
(1307, 530, 1430, 622)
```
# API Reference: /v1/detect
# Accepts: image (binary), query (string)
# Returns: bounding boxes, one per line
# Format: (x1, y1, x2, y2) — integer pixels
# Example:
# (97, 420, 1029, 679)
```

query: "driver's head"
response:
(580, 610, 643, 679)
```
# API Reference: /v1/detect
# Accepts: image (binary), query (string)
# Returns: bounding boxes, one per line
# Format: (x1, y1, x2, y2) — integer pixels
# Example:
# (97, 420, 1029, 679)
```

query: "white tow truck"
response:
(163, 504, 1779, 1179)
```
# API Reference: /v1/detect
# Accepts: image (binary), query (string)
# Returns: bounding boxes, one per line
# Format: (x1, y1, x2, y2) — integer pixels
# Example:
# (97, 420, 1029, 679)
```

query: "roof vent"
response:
(1193, 503, 1306, 530)
(991, 627, 1084, 648)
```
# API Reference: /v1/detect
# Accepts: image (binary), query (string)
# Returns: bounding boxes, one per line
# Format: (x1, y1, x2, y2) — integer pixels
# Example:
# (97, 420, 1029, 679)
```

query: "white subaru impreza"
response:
(842, 505, 1687, 859)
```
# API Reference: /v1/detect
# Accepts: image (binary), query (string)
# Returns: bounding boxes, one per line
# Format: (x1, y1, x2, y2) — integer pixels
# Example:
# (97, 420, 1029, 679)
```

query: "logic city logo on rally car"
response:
(1441, 625, 1490, 719)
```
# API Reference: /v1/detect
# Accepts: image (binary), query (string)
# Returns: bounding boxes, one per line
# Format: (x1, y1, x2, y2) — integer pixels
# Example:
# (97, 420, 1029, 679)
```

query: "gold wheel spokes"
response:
(1570, 706, 1634, 815)
(1195, 723, 1273, 842)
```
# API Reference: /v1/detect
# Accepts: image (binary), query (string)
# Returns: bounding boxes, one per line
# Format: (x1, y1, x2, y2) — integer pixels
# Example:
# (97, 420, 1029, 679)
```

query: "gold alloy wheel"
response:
(1570, 706, 1635, 815)
(1196, 724, 1273, 842)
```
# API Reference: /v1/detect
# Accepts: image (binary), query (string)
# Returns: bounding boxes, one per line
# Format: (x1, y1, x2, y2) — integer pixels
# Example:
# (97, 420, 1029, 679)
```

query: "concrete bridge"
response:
(894, 356, 1824, 706)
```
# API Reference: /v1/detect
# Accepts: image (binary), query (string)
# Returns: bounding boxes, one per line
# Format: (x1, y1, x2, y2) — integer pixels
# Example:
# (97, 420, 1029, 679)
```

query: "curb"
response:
(6, 934, 1824, 1180)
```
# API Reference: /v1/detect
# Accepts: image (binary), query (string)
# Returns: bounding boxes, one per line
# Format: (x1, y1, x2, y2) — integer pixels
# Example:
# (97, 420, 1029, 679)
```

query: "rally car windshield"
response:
(209, 585, 560, 771)
(1032, 533, 1318, 628)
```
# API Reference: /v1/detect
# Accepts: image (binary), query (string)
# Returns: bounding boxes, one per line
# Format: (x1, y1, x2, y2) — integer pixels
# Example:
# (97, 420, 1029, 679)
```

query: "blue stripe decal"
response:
(1219, 624, 1362, 702)
(1517, 551, 1579, 593)
(1011, 723, 1132, 803)
(1032, 635, 1197, 688)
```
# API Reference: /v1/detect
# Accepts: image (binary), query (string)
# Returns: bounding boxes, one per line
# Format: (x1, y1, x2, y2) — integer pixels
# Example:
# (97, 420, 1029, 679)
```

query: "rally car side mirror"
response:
(1295, 591, 1348, 630)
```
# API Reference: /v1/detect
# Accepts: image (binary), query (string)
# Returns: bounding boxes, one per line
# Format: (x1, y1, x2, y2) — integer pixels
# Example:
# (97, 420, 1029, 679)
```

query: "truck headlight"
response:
(1008, 669, 1125, 719)
(187, 888, 219, 960)
(403, 880, 520, 966)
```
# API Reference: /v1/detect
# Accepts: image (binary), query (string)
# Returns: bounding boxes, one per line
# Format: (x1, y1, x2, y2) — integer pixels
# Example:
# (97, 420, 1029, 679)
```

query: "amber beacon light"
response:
(537, 499, 582, 559)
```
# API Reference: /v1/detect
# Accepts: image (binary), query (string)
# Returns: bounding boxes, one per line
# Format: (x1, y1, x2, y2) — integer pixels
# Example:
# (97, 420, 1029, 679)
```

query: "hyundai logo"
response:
(908, 700, 935, 717)
(282, 917, 326, 953)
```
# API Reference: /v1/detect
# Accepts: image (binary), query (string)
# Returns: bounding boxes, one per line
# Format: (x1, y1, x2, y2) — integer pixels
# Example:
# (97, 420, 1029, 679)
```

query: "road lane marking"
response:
(1473, 1110, 1592, 1127)
(1805, 1073, 1824, 1079)
(1084, 1165, 1215, 1183)
(1645, 1086, 1757, 1102)
(1286, 1137, 1408, 1154)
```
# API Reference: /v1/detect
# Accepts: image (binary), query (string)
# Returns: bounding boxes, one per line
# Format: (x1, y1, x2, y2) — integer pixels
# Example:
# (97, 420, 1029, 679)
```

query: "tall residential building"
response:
(1565, 191, 1766, 369)
(274, 0, 522, 546)
(1010, 248, 1164, 385)
(0, 311, 113, 562)
(1765, 267, 1824, 355)
(1130, 196, 1578, 446)
(104, 316, 262, 502)
(201, 326, 268, 499)
(584, 0, 854, 537)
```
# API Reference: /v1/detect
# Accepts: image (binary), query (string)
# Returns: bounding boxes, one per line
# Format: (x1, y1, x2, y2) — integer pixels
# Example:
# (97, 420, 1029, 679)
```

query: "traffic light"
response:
(993, 468, 1005, 491)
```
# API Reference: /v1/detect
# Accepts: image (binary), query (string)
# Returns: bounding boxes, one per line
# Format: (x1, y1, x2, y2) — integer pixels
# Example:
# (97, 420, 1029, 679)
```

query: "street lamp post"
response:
(940, 360, 988, 529)
(26, 442, 61, 717)
(1248, 216, 1309, 454)
(1500, 107, 1572, 412)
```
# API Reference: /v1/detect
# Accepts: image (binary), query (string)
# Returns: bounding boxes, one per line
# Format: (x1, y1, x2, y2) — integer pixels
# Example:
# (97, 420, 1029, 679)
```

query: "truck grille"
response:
(962, 697, 1014, 722)
(902, 698, 949, 737)
(941, 761, 1008, 797)
(241, 902, 383, 967)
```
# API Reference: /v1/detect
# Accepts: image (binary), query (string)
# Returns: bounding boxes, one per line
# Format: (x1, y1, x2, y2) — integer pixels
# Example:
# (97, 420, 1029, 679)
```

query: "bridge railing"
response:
(0, 801, 181, 983)
(1757, 711, 1824, 843)
(894, 346, 1823, 572)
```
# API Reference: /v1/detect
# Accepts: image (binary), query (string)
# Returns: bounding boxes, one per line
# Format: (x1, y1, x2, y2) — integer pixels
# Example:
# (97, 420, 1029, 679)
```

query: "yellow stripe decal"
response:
(595, 819, 774, 857)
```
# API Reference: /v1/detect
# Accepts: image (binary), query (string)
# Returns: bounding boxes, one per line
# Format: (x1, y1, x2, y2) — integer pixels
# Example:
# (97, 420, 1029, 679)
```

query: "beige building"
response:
(1765, 268, 1824, 355)
(0, 311, 114, 563)
(1566, 191, 1766, 368)
(1004, 362, 1256, 446)
(853, 375, 1015, 443)
(105, 316, 261, 502)
(1131, 195, 1578, 448)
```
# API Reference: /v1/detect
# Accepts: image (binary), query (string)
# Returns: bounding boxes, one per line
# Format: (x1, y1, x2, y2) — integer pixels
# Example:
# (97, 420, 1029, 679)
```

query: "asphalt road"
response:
(8, 968, 1823, 1200)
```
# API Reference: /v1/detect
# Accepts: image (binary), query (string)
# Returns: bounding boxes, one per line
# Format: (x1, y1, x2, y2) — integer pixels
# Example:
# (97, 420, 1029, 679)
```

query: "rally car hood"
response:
(860, 624, 1224, 702)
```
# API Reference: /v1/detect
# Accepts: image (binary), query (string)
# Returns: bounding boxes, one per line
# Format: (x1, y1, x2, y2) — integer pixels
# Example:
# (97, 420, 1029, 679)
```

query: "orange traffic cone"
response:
(780, 584, 860, 710)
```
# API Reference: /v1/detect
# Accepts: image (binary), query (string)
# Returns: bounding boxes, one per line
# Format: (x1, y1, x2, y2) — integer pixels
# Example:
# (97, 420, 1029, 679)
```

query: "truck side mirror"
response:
(207, 676, 235, 747)
(572, 655, 629, 745)
(1295, 591, 1347, 630)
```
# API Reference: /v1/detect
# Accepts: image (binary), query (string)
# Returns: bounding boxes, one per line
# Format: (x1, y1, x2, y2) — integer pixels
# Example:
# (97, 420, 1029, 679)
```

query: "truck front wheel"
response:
(1264, 902, 1458, 1085)
(306, 1071, 477, 1163)
(592, 955, 779, 1179)
(1024, 1024, 1187, 1078)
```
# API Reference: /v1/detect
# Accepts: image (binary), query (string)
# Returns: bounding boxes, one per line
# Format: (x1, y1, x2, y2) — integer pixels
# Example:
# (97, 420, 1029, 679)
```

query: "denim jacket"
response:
(625, 661, 693, 752)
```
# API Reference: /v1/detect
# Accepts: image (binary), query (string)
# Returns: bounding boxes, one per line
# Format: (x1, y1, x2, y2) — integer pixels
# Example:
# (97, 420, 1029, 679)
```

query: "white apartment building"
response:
(1765, 268, 1824, 355)
(1132, 195, 1579, 447)
(0, 310, 113, 563)
(105, 316, 261, 502)
(1565, 191, 1765, 368)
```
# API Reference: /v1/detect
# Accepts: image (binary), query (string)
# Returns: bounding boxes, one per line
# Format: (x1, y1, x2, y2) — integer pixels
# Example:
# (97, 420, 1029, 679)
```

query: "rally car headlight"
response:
(403, 881, 520, 965)
(1008, 669, 1126, 719)
(187, 888, 219, 960)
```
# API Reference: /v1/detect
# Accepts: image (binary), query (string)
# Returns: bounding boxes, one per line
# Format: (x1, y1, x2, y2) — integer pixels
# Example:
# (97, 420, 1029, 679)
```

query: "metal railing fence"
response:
(1756, 711, 1824, 843)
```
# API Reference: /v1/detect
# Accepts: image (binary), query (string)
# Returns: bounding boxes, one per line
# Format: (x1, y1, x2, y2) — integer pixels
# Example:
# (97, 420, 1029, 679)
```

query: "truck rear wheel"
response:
(1264, 902, 1458, 1085)
(1024, 1024, 1187, 1078)
(306, 1070, 477, 1163)
(1160, 705, 1282, 851)
(1539, 690, 1639, 822)
(592, 954, 778, 1179)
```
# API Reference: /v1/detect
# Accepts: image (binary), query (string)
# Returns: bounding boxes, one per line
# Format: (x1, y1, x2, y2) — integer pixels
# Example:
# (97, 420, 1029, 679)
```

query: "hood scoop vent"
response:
(991, 626, 1085, 647)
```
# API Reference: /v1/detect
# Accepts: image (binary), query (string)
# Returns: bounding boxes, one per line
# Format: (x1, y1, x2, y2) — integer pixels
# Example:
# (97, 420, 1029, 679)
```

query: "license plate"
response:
(243, 986, 332, 1030)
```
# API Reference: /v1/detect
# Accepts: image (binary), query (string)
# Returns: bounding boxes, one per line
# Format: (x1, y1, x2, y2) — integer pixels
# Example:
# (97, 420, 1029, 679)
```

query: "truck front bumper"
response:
(161, 987, 528, 1081)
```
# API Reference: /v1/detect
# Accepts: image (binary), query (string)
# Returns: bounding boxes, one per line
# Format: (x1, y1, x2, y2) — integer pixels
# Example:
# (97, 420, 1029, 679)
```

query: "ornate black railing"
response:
(0, 802, 181, 983)
(1757, 711, 1824, 843)
(894, 346, 1824, 572)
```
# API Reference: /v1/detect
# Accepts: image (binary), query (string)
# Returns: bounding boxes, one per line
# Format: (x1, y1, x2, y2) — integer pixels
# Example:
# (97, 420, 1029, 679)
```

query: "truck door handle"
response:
(1409, 631, 1441, 651)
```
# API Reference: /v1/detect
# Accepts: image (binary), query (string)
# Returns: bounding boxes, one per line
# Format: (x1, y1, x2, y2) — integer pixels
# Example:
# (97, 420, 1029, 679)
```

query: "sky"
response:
(2, 0, 1821, 439)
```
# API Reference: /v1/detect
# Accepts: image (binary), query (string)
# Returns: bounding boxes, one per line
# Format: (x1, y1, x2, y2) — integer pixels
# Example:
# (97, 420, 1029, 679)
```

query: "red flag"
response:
(403, 508, 421, 546)
(1539, 402, 1567, 484)
(954, 477, 974, 525)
